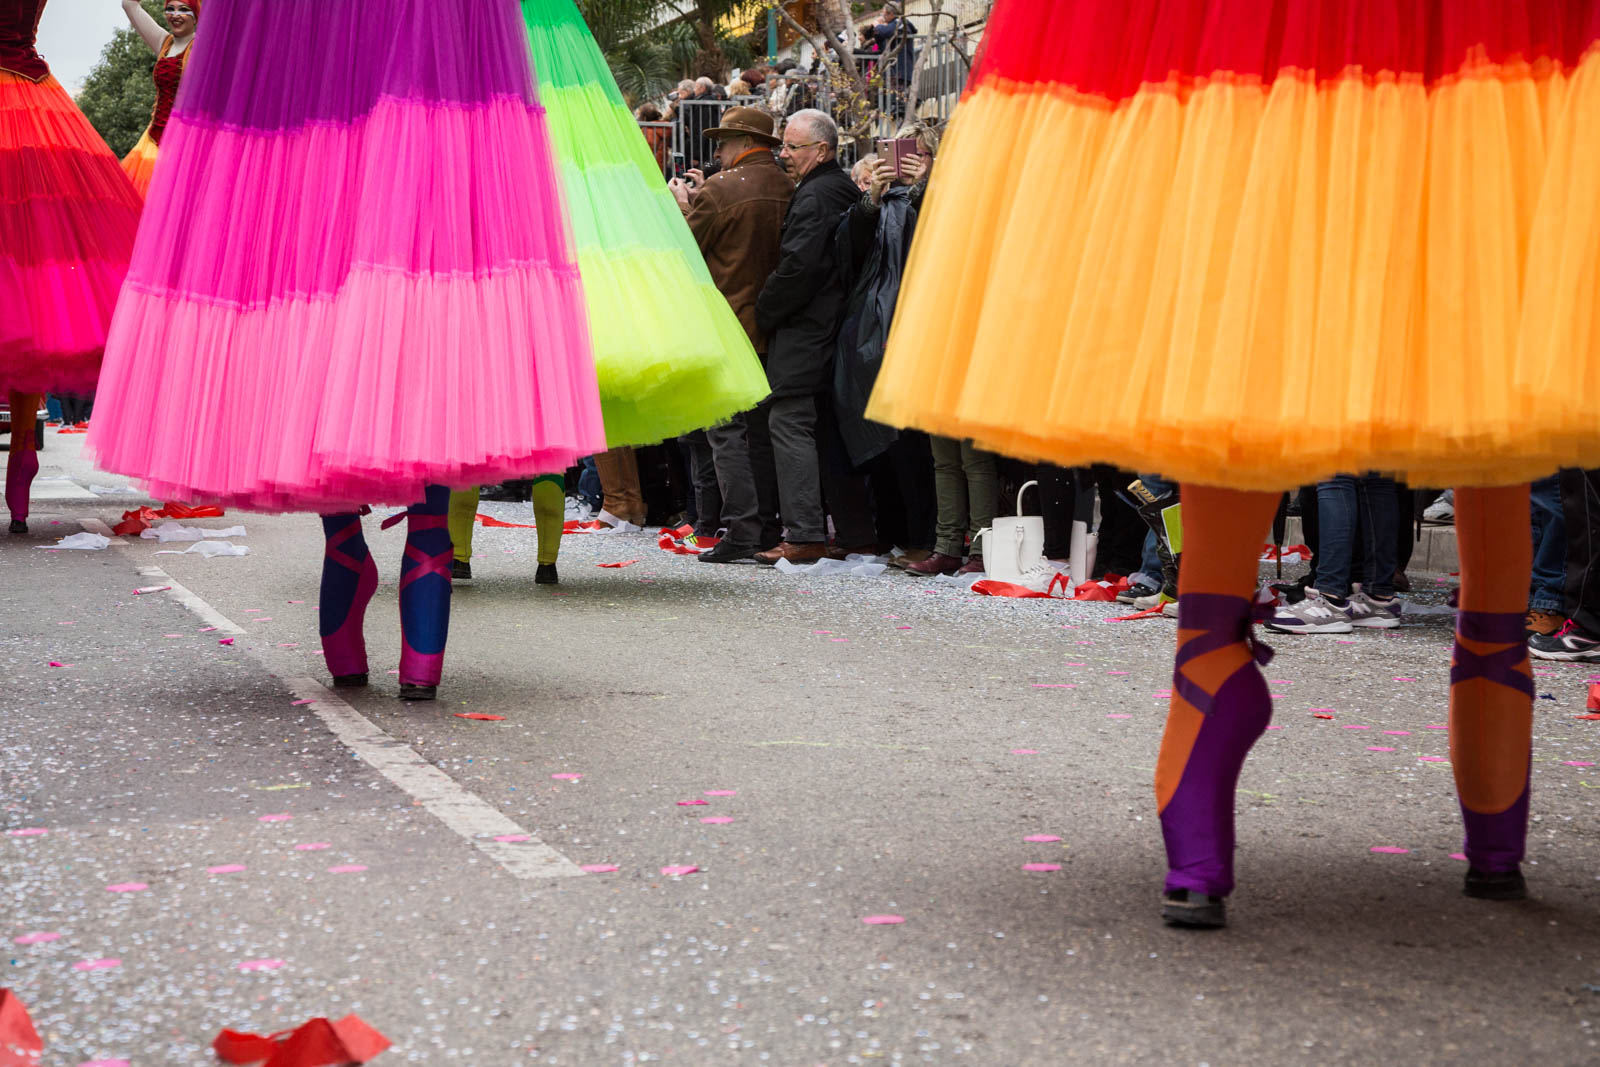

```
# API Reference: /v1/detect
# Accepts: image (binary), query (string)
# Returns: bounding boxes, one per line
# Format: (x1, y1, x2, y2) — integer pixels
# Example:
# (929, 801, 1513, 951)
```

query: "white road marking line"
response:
(86, 520, 584, 880)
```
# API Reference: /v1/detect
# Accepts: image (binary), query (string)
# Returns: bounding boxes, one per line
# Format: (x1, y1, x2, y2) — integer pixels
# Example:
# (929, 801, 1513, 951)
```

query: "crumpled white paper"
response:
(773, 555, 889, 578)
(155, 540, 250, 557)
(36, 532, 110, 550)
(141, 521, 247, 542)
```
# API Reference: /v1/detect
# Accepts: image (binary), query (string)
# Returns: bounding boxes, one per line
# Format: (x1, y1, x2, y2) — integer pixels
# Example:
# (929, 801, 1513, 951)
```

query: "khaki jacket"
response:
(685, 150, 794, 355)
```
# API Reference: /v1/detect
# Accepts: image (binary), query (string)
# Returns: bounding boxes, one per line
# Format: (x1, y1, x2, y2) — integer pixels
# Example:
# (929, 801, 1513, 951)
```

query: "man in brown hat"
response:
(669, 107, 793, 563)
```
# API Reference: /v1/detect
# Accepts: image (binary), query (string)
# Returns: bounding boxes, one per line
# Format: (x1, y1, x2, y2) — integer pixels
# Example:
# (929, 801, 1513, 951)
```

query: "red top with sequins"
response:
(147, 51, 185, 144)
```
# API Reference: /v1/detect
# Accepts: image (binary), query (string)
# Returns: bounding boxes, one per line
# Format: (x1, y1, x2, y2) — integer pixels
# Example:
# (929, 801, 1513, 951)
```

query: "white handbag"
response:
(972, 480, 1046, 582)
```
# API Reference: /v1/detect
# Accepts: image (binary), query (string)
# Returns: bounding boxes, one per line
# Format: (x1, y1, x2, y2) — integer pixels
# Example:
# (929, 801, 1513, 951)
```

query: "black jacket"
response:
(755, 161, 859, 399)
(832, 183, 923, 466)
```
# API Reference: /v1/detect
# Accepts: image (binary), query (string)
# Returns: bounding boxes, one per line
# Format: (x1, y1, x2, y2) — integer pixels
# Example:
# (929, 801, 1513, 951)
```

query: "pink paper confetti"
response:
(831, 638, 849, 643)
(812, 630, 833, 635)
(1024, 834, 1061, 843)
(78, 1060, 132, 1067)
(677, 798, 708, 806)
(258, 813, 292, 822)
(660, 865, 700, 876)
(1106, 714, 1131, 719)
(861, 915, 905, 925)
(200, 626, 217, 632)
(1393, 676, 1417, 682)
(255, 618, 274, 623)
(163, 633, 182, 638)
(1010, 748, 1038, 755)
(1424, 724, 1448, 730)
(1265, 725, 1284, 730)
(105, 882, 147, 893)
(1383, 730, 1411, 736)
(206, 864, 247, 875)
(1366, 746, 1397, 752)
(1419, 756, 1449, 763)
(582, 864, 620, 874)
(132, 586, 170, 595)
(293, 842, 330, 851)
(244, 609, 262, 614)
(327, 864, 367, 874)
(8, 827, 46, 837)
(1107, 670, 1130, 676)
(1563, 761, 1596, 767)
(704, 790, 737, 797)
(1031, 683, 1073, 689)
(551, 773, 583, 780)
(238, 958, 285, 972)
(218, 638, 234, 646)
(700, 816, 734, 825)
(1370, 846, 1411, 855)
(1269, 680, 1292, 686)
(288, 600, 304, 604)
(73, 958, 121, 971)
(13, 932, 60, 944)
(1309, 708, 1337, 715)
(1335, 638, 1357, 644)
(1342, 725, 1370, 730)
(1449, 852, 1468, 862)
(1022, 863, 1061, 872)
(290, 698, 314, 706)
(896, 625, 912, 630)
(493, 834, 530, 843)
(276, 643, 299, 648)
(47, 661, 66, 667)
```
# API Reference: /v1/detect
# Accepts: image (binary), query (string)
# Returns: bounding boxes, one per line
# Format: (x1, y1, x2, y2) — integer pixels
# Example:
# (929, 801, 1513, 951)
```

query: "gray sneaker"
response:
(1265, 590, 1354, 634)
(1347, 590, 1401, 628)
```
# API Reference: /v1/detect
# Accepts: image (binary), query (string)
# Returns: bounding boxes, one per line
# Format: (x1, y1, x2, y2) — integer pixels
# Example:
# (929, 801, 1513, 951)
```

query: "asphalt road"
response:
(4, 431, 1599, 1065)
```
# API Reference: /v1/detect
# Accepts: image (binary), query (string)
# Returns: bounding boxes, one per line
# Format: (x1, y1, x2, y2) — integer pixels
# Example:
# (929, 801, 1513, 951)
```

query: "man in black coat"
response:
(752, 108, 875, 565)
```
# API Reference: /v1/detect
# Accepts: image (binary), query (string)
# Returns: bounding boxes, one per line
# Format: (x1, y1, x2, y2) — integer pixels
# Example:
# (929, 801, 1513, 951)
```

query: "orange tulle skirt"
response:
(868, 2, 1600, 490)
(120, 130, 159, 199)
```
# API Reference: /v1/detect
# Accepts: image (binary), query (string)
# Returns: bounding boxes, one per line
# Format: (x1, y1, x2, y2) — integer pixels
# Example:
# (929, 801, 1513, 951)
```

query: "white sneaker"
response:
(1265, 590, 1354, 634)
(1160, 597, 1179, 618)
(1347, 590, 1402, 628)
(1133, 589, 1175, 612)
(593, 509, 643, 533)
(1423, 489, 1454, 524)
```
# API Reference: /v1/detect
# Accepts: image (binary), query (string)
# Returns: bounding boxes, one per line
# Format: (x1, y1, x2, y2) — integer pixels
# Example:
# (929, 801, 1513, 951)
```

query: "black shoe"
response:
(1464, 866, 1527, 901)
(1161, 889, 1227, 928)
(697, 540, 760, 564)
(451, 559, 472, 583)
(1528, 622, 1600, 662)
(8, 519, 24, 534)
(399, 683, 437, 702)
(331, 673, 368, 688)
(1117, 580, 1159, 605)
(535, 562, 558, 585)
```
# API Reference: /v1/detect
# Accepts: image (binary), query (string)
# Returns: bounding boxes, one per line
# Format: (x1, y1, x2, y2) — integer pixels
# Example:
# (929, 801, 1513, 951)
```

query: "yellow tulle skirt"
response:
(870, 29, 1600, 490)
(120, 130, 158, 200)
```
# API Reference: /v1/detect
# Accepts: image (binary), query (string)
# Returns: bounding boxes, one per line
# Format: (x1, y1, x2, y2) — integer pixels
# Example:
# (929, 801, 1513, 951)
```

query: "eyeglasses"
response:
(780, 139, 824, 154)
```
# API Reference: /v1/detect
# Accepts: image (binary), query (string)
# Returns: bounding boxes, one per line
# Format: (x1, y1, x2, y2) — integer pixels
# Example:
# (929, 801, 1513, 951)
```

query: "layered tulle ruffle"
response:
(522, 0, 769, 446)
(88, 0, 605, 512)
(868, 0, 1600, 490)
(120, 130, 159, 199)
(0, 71, 141, 393)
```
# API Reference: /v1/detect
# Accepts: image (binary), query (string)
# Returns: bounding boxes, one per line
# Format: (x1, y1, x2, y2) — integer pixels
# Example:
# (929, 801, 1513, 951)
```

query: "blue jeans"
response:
(1530, 473, 1566, 613)
(1137, 473, 1175, 578)
(576, 455, 603, 512)
(1314, 473, 1398, 600)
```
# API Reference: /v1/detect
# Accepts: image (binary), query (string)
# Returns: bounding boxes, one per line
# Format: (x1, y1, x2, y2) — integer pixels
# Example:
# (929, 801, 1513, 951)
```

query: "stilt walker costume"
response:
(87, 0, 606, 699)
(118, 0, 200, 199)
(445, 0, 772, 585)
(868, 1, 1600, 926)
(0, 0, 142, 532)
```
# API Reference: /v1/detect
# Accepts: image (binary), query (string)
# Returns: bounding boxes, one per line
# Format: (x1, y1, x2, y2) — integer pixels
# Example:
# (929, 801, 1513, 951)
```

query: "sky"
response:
(38, 0, 129, 94)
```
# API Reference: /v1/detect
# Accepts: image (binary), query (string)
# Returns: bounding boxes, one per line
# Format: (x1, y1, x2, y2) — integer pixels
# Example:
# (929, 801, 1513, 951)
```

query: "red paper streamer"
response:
(213, 1015, 390, 1066)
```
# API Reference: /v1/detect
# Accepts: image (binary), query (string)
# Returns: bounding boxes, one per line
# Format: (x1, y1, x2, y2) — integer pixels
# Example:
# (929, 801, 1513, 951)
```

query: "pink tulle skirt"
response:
(87, 0, 605, 512)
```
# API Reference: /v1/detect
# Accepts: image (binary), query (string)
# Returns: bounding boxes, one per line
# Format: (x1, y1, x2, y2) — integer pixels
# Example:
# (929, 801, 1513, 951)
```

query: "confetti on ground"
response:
(1021, 863, 1061, 872)
(207, 865, 247, 875)
(294, 843, 330, 851)
(1383, 730, 1411, 735)
(1393, 676, 1417, 682)
(1023, 834, 1061, 843)
(704, 790, 737, 797)
(133, 585, 171, 595)
(454, 713, 505, 721)
(105, 883, 147, 893)
(1563, 761, 1596, 767)
(1010, 749, 1038, 755)
(493, 834, 530, 843)
(1419, 756, 1449, 763)
(1370, 846, 1411, 855)
(258, 814, 292, 823)
(327, 865, 368, 874)
(73, 959, 121, 971)
(551, 773, 583, 780)
(582, 864, 620, 874)
(700, 816, 734, 825)
(676, 798, 708, 806)
(13, 932, 60, 944)
(597, 560, 639, 568)
(1312, 713, 1335, 720)
(1367, 746, 1397, 752)
(218, 638, 234, 646)
(1342, 725, 1370, 730)
(861, 915, 905, 925)
(1450, 853, 1468, 861)
(291, 698, 315, 706)
(238, 959, 286, 972)
(660, 865, 700, 876)
(1106, 713, 1131, 719)
(47, 661, 66, 667)
(8, 828, 46, 837)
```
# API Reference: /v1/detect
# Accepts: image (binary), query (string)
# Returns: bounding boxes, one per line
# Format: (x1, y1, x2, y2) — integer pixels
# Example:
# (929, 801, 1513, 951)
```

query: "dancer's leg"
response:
(532, 475, 564, 565)
(447, 488, 480, 564)
(319, 513, 378, 686)
(1451, 485, 1534, 899)
(398, 485, 453, 697)
(5, 392, 42, 532)
(1156, 485, 1281, 926)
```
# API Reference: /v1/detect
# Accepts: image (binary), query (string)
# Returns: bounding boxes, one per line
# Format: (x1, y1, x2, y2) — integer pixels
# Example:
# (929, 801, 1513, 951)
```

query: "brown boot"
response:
(903, 552, 963, 576)
(1525, 610, 1566, 638)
